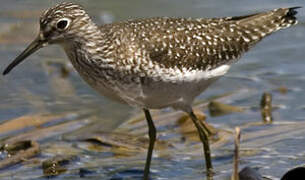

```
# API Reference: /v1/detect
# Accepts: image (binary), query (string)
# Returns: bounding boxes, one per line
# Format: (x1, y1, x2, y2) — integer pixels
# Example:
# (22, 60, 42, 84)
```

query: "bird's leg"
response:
(197, 114, 214, 136)
(188, 110, 214, 180)
(143, 109, 156, 180)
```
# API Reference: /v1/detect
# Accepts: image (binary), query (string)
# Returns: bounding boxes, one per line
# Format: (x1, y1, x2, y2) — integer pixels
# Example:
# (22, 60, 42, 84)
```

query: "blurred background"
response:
(0, 0, 305, 179)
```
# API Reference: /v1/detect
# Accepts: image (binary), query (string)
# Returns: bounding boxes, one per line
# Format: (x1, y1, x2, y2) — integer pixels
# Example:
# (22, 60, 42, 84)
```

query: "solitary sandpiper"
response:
(2, 2, 300, 180)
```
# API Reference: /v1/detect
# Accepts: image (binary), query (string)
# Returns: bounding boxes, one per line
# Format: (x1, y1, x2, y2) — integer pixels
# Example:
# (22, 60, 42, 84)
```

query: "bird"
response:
(2, 2, 300, 180)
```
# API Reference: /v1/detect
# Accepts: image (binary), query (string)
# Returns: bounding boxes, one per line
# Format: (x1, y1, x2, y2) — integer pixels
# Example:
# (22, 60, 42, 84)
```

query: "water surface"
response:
(0, 0, 305, 179)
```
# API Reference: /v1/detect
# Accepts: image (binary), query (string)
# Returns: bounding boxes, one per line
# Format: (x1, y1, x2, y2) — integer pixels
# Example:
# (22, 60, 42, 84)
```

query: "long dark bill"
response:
(3, 37, 45, 75)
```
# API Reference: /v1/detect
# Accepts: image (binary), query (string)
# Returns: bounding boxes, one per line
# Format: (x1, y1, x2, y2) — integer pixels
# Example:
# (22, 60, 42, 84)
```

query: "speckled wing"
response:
(122, 7, 298, 72)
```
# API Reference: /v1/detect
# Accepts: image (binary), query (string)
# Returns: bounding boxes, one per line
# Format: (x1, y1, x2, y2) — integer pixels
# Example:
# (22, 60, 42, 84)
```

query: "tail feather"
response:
(281, 7, 301, 28)
(226, 7, 301, 46)
(286, 7, 301, 17)
(229, 7, 300, 27)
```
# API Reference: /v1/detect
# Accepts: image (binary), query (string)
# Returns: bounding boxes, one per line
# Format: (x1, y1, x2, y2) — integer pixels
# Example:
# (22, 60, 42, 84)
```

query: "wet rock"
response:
(239, 167, 263, 180)
(0, 140, 40, 169)
(208, 101, 244, 117)
(281, 166, 305, 180)
(42, 155, 76, 177)
(1, 140, 32, 155)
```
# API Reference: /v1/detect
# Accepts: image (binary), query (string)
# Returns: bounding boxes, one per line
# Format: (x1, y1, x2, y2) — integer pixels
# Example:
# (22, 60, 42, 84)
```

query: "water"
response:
(0, 0, 305, 179)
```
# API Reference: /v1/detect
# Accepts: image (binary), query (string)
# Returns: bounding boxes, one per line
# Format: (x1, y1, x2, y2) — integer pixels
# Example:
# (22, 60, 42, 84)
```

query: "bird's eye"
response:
(56, 18, 70, 30)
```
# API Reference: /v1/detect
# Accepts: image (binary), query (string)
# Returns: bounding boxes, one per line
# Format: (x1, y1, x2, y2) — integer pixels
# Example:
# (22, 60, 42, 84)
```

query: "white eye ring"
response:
(56, 18, 71, 30)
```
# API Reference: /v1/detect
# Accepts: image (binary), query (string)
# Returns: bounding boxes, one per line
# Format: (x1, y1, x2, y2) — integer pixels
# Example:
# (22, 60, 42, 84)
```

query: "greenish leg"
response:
(189, 110, 214, 180)
(143, 109, 156, 180)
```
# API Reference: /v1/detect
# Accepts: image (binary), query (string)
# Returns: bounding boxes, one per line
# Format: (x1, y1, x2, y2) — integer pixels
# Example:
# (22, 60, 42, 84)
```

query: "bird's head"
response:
(3, 2, 91, 75)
